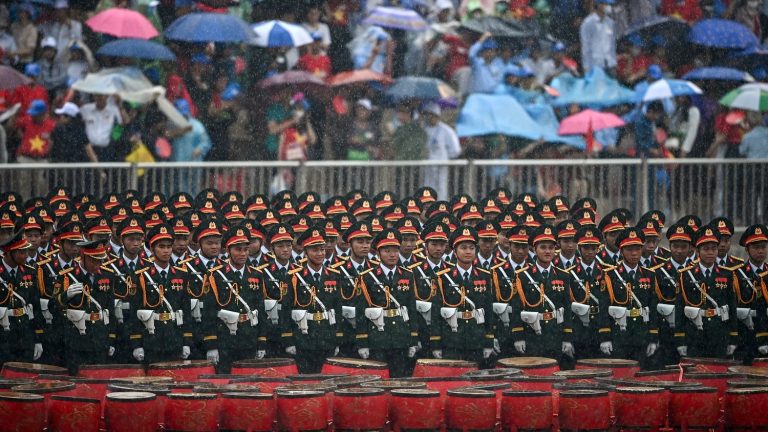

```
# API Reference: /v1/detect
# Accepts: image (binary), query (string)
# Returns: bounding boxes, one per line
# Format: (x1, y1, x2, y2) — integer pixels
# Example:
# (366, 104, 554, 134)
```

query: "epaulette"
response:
(407, 262, 422, 270)
(491, 262, 506, 270)
(477, 267, 490, 275)
(721, 265, 740, 272)
(514, 265, 530, 274)
(288, 267, 303, 275)
(330, 261, 346, 269)
(265, 252, 276, 259)
(359, 267, 375, 277)
(398, 266, 413, 273)
(102, 257, 117, 266)
(23, 264, 36, 271)
(135, 267, 152, 274)
(600, 264, 618, 272)
(337, 255, 350, 261)
(554, 265, 567, 273)
(173, 266, 187, 272)
(36, 257, 52, 266)
(654, 255, 670, 262)
(59, 267, 75, 276)
(679, 265, 696, 273)
(563, 264, 577, 272)
(100, 266, 114, 274)
(660, 246, 671, 253)
(648, 263, 665, 271)
(760, 269, 768, 278)
(444, 261, 456, 266)
(415, 252, 426, 260)
(177, 256, 195, 265)
(369, 259, 381, 266)
(412, 247, 424, 255)
(209, 264, 224, 273)
(253, 263, 270, 271)
(436, 268, 452, 276)
(298, 257, 308, 264)
(326, 267, 340, 274)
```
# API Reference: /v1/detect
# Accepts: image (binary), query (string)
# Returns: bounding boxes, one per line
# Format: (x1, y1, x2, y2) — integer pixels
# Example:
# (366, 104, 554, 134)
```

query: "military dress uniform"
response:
(260, 223, 299, 358)
(737, 225, 768, 362)
(568, 227, 608, 360)
(280, 228, 343, 373)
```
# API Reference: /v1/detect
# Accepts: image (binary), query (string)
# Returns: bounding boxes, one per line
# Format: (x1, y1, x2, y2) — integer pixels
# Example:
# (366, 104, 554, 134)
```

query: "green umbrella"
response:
(720, 83, 768, 112)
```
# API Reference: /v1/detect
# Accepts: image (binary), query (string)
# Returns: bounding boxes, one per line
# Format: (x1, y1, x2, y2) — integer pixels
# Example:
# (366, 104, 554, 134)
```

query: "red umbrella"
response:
(257, 71, 329, 98)
(326, 69, 393, 87)
(0, 65, 31, 90)
(86, 8, 159, 40)
(558, 109, 625, 154)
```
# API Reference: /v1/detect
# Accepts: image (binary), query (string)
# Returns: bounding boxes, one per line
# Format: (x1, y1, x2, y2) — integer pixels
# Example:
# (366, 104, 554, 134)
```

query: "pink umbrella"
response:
(558, 109, 626, 154)
(86, 8, 159, 40)
(0, 65, 31, 90)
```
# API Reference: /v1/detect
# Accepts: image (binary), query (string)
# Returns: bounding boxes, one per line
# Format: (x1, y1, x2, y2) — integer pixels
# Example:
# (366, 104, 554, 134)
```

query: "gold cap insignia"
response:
(285, 202, 292, 209)
(237, 229, 244, 236)
(208, 222, 216, 229)
(312, 230, 320, 237)
(463, 228, 470, 236)
(757, 227, 763, 235)
(160, 227, 168, 234)
(130, 219, 138, 227)
(629, 231, 637, 238)
(278, 227, 286, 234)
(676, 227, 684, 234)
(436, 225, 443, 232)
(387, 232, 395, 239)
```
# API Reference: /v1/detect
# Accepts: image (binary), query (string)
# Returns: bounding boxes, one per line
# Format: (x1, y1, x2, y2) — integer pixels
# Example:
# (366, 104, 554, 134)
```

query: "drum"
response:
(275, 389, 328, 431)
(683, 356, 740, 373)
(165, 393, 220, 432)
(111, 376, 173, 385)
(333, 387, 388, 431)
(576, 358, 640, 379)
(558, 389, 611, 431)
(725, 387, 768, 429)
(507, 375, 567, 392)
(501, 390, 552, 432)
(165, 381, 207, 393)
(467, 383, 511, 420)
(105, 391, 158, 432)
(36, 374, 72, 382)
(683, 371, 740, 397)
(322, 357, 390, 379)
(197, 374, 255, 386)
(729, 365, 768, 379)
(147, 360, 215, 382)
(462, 368, 522, 384)
(107, 385, 168, 429)
(276, 383, 336, 424)
(196, 383, 260, 395)
(70, 377, 110, 401)
(288, 373, 346, 384)
(729, 379, 768, 388)
(78, 364, 145, 379)
(389, 388, 442, 431)
(49, 396, 101, 432)
(229, 376, 291, 394)
(231, 358, 298, 377)
(497, 357, 559, 376)
(413, 359, 478, 378)
(220, 392, 276, 432)
(1, 362, 68, 379)
(0, 378, 33, 389)
(11, 380, 76, 416)
(634, 369, 681, 382)
(752, 358, 768, 368)
(0, 392, 46, 431)
(669, 386, 720, 430)
(554, 368, 613, 383)
(445, 388, 497, 431)
(322, 374, 381, 388)
(614, 386, 667, 430)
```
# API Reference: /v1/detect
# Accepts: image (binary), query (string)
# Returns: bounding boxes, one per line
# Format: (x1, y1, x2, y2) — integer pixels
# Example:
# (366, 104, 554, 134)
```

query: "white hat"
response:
(54, 102, 79, 118)
(54, 0, 69, 9)
(422, 102, 441, 116)
(356, 98, 373, 111)
(436, 0, 454, 11)
(41, 36, 57, 49)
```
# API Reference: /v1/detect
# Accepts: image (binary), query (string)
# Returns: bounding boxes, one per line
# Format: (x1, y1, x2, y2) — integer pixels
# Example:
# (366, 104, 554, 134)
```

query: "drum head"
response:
(106, 391, 157, 401)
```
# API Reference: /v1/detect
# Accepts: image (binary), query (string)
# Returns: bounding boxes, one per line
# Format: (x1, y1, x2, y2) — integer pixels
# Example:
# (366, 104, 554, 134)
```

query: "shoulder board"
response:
(326, 267, 340, 274)
(720, 265, 740, 272)
(415, 252, 426, 260)
(648, 263, 665, 271)
(563, 264, 577, 272)
(288, 267, 303, 275)
(298, 257, 308, 264)
(514, 265, 530, 274)
(601, 264, 618, 271)
(654, 255, 670, 262)
(173, 266, 187, 272)
(100, 266, 114, 274)
(477, 268, 490, 275)
(36, 257, 52, 266)
(23, 264, 35, 271)
(732, 256, 745, 263)
(102, 258, 117, 266)
(436, 268, 452, 276)
(640, 266, 654, 272)
(407, 262, 422, 270)
(444, 261, 456, 267)
(329, 261, 346, 269)
(553, 265, 567, 273)
(358, 267, 375, 277)
(265, 252, 276, 259)
(398, 266, 413, 273)
(760, 269, 768, 278)
(680, 265, 696, 273)
(135, 267, 152, 274)
(59, 267, 75, 276)
(209, 264, 224, 273)
(177, 256, 195, 265)
(253, 263, 270, 271)
(660, 246, 670, 253)
(491, 262, 506, 270)
(369, 259, 381, 266)
(412, 247, 424, 255)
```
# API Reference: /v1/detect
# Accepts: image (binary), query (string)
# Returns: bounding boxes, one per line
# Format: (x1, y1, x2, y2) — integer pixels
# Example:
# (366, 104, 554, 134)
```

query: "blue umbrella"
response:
(385, 76, 456, 101)
(690, 19, 759, 49)
(683, 66, 754, 82)
(621, 16, 690, 44)
(457, 94, 542, 139)
(252, 20, 313, 48)
(550, 68, 636, 108)
(96, 39, 176, 61)
(165, 13, 254, 43)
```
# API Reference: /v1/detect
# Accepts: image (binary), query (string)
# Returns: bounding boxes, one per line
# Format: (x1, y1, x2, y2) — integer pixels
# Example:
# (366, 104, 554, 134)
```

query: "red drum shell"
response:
(322, 357, 390, 379)
(197, 374, 257, 386)
(388, 388, 442, 431)
(333, 387, 388, 431)
(497, 357, 559, 376)
(78, 364, 145, 379)
(228, 376, 290, 394)
(413, 359, 478, 378)
(164, 392, 220, 432)
(0, 391, 46, 431)
(576, 358, 640, 379)
(230, 358, 298, 378)
(1, 362, 67, 379)
(683, 371, 741, 397)
(751, 357, 768, 368)
(11, 380, 76, 419)
(147, 360, 215, 382)
(507, 375, 567, 392)
(194, 383, 260, 394)
(445, 388, 497, 431)
(220, 392, 275, 432)
(275, 389, 328, 431)
(466, 383, 511, 421)
(669, 386, 720, 429)
(48, 396, 100, 432)
(558, 389, 612, 431)
(104, 391, 158, 432)
(683, 356, 740, 373)
(725, 387, 768, 429)
(70, 377, 110, 400)
(614, 386, 667, 429)
(275, 383, 336, 424)
(501, 390, 553, 431)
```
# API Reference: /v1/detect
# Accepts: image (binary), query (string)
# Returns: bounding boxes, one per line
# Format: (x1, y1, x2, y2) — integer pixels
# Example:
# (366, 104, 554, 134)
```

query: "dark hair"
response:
(646, 101, 664, 114)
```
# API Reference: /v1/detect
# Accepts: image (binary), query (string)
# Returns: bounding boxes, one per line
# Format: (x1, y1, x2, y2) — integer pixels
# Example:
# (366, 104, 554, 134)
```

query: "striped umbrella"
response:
(720, 84, 768, 112)
(252, 20, 313, 48)
(642, 79, 702, 102)
(363, 7, 428, 32)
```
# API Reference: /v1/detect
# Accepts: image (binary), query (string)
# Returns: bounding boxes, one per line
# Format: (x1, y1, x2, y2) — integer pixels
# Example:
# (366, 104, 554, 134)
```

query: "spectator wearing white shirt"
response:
(38, 1, 82, 61)
(79, 95, 124, 162)
(421, 102, 461, 201)
(302, 6, 331, 53)
(579, 0, 617, 75)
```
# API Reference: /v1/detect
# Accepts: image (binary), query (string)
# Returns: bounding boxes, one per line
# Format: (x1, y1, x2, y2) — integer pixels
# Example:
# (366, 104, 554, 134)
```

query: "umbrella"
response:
(252, 20, 313, 48)
(327, 69, 393, 86)
(460, 16, 539, 39)
(720, 85, 768, 112)
(165, 13, 254, 43)
(257, 71, 328, 98)
(385, 76, 456, 101)
(85, 8, 159, 40)
(362, 7, 428, 32)
(642, 79, 702, 102)
(457, 94, 543, 139)
(690, 19, 759, 49)
(683, 67, 754, 82)
(559, 109, 625, 153)
(96, 39, 176, 61)
(621, 16, 690, 43)
(0, 65, 32, 90)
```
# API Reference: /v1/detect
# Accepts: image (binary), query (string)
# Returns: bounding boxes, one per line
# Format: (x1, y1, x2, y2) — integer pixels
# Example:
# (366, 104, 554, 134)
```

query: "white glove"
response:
(493, 338, 501, 354)
(483, 348, 494, 359)
(408, 346, 417, 358)
(285, 346, 297, 356)
(206, 349, 219, 365)
(646, 343, 658, 357)
(33, 343, 43, 361)
(514, 340, 526, 354)
(133, 348, 145, 362)
(257, 350, 266, 359)
(108, 346, 115, 357)
(333, 346, 339, 356)
(432, 350, 443, 359)
(562, 342, 575, 358)
(759, 345, 768, 355)
(66, 283, 83, 299)
(600, 341, 613, 355)
(726, 345, 737, 356)
(416, 341, 422, 351)
(677, 346, 688, 357)
(358, 348, 370, 359)
(181, 346, 191, 359)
